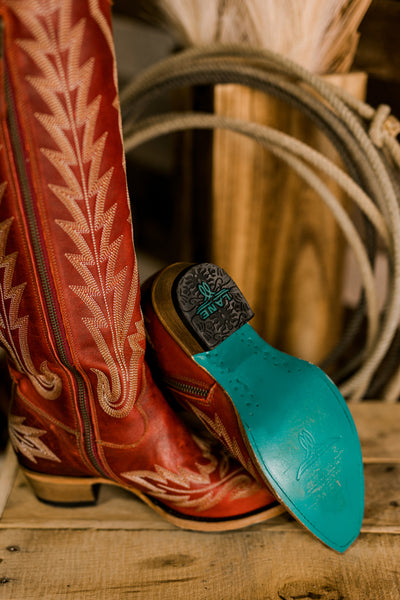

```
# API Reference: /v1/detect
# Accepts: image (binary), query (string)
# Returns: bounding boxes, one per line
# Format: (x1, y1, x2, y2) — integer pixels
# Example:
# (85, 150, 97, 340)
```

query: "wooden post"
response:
(211, 73, 367, 365)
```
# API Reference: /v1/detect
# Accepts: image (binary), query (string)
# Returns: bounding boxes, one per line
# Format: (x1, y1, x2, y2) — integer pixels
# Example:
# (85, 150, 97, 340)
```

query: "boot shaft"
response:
(0, 0, 145, 475)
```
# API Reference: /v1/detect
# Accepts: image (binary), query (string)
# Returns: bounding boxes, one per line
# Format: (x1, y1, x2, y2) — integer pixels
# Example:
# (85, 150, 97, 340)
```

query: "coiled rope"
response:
(120, 44, 400, 403)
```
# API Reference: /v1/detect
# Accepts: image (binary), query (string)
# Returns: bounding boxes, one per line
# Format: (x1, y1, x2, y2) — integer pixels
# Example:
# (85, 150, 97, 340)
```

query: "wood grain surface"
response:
(0, 528, 400, 600)
(211, 73, 367, 365)
(0, 403, 399, 599)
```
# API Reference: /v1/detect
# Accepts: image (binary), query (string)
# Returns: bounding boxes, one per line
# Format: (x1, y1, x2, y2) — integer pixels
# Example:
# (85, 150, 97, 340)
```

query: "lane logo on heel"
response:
(196, 281, 232, 320)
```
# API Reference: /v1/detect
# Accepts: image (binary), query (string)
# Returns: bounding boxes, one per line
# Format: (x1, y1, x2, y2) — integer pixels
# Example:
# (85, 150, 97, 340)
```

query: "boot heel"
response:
(174, 262, 254, 350)
(22, 468, 101, 506)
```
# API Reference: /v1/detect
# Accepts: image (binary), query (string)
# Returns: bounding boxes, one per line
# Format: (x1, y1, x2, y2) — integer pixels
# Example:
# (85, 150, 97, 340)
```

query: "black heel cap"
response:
(174, 263, 254, 350)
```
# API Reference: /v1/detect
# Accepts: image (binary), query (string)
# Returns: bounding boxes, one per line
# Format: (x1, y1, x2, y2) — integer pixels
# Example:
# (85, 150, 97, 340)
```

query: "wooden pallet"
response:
(0, 402, 399, 599)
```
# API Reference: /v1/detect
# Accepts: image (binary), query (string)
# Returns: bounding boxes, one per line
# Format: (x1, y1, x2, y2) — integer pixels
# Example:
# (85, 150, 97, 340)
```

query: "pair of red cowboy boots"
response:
(0, 0, 363, 551)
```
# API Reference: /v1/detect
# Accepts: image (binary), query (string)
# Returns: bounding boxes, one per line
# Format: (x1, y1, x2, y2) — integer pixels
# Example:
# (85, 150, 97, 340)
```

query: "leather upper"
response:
(0, 0, 277, 522)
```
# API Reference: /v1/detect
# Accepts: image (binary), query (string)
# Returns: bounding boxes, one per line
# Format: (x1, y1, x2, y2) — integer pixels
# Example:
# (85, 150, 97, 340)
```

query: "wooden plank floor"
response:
(0, 402, 399, 599)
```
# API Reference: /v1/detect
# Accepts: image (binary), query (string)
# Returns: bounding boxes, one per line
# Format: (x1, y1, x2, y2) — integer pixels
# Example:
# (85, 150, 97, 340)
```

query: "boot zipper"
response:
(2, 45, 107, 478)
(163, 376, 210, 399)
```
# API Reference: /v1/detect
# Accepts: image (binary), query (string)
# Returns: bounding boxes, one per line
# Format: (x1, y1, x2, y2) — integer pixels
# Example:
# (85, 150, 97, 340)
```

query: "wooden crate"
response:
(0, 403, 399, 599)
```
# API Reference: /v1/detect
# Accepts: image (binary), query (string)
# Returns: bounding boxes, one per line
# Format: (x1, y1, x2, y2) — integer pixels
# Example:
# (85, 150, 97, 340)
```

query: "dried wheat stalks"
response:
(156, 0, 372, 73)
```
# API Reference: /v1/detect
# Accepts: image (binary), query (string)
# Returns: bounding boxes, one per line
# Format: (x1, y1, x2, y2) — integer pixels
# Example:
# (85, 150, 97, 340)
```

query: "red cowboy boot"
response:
(0, 0, 283, 530)
(142, 262, 365, 550)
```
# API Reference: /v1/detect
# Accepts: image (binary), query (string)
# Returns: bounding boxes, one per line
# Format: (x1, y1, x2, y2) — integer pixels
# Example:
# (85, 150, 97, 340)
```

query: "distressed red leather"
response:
(142, 284, 263, 482)
(0, 0, 279, 525)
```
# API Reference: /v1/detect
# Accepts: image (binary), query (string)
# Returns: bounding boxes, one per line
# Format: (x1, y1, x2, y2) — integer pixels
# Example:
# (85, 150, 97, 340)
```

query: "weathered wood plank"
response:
(0, 404, 399, 599)
(0, 528, 399, 600)
(351, 403, 400, 461)
(0, 470, 174, 531)
(362, 463, 400, 533)
(1, 403, 399, 530)
(1, 462, 399, 536)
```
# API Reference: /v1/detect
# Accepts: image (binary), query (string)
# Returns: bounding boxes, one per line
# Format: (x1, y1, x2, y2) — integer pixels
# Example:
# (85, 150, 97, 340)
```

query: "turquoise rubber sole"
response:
(159, 261, 365, 551)
(193, 323, 364, 552)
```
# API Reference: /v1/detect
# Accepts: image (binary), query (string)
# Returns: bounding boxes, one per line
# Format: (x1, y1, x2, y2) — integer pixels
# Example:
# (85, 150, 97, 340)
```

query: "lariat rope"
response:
(120, 44, 400, 403)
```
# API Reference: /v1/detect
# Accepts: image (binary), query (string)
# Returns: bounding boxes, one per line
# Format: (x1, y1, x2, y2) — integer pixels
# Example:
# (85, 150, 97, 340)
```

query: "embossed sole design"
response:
(151, 262, 365, 552)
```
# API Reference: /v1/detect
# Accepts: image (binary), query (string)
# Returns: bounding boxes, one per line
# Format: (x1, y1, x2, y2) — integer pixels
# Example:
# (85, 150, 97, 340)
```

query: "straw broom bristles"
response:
(156, 0, 372, 73)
